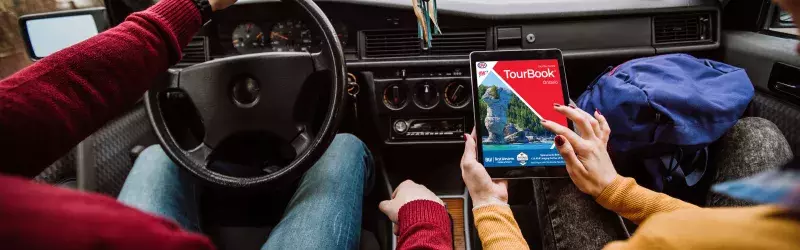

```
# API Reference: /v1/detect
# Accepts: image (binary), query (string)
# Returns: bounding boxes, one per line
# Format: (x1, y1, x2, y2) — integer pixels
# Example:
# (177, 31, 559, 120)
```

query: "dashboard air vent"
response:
(175, 36, 209, 68)
(364, 30, 421, 58)
(363, 29, 487, 58)
(653, 13, 712, 44)
(430, 29, 487, 55)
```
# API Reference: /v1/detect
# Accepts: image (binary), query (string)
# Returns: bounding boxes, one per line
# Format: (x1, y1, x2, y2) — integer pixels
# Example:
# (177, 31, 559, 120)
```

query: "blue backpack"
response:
(577, 54, 754, 200)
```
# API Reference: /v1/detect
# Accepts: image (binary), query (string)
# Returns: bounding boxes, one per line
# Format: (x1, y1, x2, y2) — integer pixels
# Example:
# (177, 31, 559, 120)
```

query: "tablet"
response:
(470, 49, 573, 179)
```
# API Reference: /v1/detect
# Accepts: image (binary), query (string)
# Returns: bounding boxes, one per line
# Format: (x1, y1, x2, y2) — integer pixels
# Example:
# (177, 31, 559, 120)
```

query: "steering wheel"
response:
(145, 0, 346, 188)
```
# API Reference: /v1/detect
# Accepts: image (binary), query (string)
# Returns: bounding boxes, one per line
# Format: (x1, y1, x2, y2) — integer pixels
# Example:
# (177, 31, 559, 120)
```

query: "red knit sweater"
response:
(397, 200, 454, 249)
(0, 0, 452, 249)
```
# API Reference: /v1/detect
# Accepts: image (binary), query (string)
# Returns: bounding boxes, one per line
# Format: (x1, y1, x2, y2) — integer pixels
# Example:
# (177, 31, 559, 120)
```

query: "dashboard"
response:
(209, 2, 356, 57)
(187, 0, 722, 145)
(206, 1, 487, 60)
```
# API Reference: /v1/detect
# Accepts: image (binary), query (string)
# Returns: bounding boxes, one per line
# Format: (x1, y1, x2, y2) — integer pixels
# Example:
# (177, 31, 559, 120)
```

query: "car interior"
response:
(23, 0, 800, 249)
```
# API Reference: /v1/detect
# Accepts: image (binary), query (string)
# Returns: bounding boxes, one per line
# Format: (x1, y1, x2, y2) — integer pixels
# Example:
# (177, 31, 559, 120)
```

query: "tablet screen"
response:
(474, 59, 567, 167)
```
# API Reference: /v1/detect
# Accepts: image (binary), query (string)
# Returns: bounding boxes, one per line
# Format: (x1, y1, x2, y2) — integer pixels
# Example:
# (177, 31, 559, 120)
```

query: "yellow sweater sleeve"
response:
(473, 204, 530, 250)
(596, 175, 700, 224)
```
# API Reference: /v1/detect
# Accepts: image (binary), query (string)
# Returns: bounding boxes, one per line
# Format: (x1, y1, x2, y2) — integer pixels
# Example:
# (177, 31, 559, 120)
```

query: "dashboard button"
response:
(444, 80, 471, 108)
(412, 81, 440, 109)
(383, 83, 408, 110)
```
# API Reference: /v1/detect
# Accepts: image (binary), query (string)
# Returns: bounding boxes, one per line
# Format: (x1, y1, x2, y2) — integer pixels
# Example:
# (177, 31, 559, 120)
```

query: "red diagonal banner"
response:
(492, 59, 568, 127)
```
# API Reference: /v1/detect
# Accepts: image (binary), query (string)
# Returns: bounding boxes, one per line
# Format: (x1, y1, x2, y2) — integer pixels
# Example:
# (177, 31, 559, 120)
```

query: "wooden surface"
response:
(443, 198, 466, 250)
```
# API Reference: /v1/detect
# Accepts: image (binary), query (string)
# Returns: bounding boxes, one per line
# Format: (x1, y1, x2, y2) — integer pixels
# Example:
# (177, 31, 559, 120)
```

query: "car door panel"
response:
(34, 104, 157, 197)
(746, 92, 800, 157)
(722, 30, 800, 156)
(722, 31, 800, 91)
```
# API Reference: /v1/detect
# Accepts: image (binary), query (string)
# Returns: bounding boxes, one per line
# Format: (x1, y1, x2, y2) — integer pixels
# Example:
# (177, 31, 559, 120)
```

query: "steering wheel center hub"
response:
(232, 76, 261, 108)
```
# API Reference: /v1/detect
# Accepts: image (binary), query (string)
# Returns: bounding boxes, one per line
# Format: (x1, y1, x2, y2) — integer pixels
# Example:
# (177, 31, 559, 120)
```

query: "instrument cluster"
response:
(226, 19, 349, 54)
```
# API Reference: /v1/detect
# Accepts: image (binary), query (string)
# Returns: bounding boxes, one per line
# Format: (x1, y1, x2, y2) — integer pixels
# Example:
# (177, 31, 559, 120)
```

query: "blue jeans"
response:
(118, 134, 374, 249)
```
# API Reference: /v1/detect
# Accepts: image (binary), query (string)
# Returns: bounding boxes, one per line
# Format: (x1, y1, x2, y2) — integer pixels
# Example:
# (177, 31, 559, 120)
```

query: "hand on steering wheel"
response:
(209, 0, 237, 11)
(540, 104, 618, 197)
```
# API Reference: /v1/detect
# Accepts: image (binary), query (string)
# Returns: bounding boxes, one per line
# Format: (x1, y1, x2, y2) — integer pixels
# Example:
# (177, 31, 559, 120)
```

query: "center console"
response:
(366, 66, 475, 145)
(357, 66, 476, 249)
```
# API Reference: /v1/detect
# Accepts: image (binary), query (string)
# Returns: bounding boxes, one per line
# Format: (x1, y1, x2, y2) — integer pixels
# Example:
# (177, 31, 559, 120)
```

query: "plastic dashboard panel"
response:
(192, 0, 725, 67)
(237, 0, 720, 20)
(520, 17, 652, 50)
(348, 3, 719, 65)
(146, 0, 727, 151)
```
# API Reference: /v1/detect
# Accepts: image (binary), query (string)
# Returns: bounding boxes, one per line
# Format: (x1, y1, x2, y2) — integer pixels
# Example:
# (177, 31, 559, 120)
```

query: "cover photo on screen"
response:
(475, 59, 567, 167)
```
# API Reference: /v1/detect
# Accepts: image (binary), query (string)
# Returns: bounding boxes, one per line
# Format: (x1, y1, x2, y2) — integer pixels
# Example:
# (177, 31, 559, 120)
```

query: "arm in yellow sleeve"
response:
(595, 175, 699, 224)
(601, 235, 664, 250)
(473, 204, 530, 250)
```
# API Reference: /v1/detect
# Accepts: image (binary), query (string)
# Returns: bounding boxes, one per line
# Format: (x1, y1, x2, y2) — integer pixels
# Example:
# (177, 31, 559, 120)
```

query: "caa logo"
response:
(477, 62, 488, 69)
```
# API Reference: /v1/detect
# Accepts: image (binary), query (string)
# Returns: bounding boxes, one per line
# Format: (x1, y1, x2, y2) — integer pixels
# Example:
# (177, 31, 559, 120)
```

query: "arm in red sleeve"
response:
(0, 0, 200, 176)
(0, 175, 216, 250)
(396, 200, 453, 250)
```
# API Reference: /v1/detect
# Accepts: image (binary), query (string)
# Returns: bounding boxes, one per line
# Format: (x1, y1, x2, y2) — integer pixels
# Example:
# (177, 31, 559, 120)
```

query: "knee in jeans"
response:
(139, 144, 167, 158)
(331, 133, 366, 150)
(320, 133, 372, 174)
(131, 145, 176, 175)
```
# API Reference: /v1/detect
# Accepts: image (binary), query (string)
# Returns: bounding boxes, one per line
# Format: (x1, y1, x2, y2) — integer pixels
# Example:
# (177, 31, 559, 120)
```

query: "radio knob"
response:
(393, 120, 409, 134)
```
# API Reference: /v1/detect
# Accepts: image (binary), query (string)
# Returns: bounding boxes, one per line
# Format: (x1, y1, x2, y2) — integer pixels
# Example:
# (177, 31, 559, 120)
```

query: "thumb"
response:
(462, 132, 477, 163)
(378, 200, 397, 222)
(493, 179, 508, 190)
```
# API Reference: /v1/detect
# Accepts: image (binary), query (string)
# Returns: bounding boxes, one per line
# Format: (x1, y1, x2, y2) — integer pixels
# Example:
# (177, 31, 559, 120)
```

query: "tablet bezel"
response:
(469, 49, 573, 179)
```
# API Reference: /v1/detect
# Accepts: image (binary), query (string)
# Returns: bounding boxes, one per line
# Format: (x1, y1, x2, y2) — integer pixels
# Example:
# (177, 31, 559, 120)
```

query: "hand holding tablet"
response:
(461, 129, 510, 207)
(470, 49, 574, 179)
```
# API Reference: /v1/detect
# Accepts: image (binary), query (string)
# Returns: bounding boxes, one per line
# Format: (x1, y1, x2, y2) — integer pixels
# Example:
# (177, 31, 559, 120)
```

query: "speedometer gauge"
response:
(270, 20, 315, 52)
(232, 23, 266, 53)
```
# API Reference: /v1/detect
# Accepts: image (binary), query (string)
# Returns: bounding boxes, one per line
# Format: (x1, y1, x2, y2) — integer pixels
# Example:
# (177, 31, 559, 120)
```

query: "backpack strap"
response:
(685, 147, 708, 186)
(660, 147, 709, 187)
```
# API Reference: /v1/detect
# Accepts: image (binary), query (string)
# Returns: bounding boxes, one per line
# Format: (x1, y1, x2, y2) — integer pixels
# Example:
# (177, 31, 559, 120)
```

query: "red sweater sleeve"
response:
(0, 175, 215, 250)
(397, 200, 453, 250)
(0, 0, 200, 176)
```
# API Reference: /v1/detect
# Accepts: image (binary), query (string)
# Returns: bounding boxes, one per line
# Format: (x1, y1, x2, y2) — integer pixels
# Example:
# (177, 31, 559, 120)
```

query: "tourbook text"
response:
(503, 68, 559, 84)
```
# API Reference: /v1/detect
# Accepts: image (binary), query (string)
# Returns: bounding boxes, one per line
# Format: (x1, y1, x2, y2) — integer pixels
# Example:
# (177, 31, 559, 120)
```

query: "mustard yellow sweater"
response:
(473, 175, 800, 250)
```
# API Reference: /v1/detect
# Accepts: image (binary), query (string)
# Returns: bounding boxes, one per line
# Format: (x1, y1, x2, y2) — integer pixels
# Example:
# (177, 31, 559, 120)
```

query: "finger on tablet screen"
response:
(541, 119, 583, 146)
(554, 135, 586, 174)
(554, 104, 596, 139)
